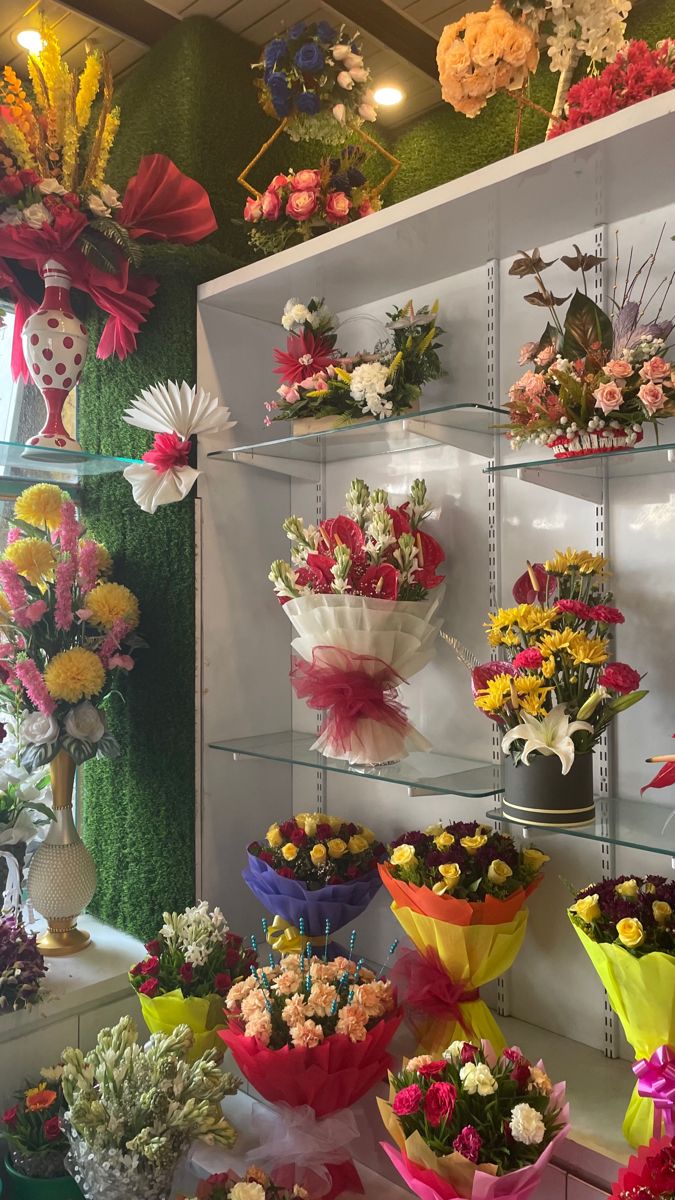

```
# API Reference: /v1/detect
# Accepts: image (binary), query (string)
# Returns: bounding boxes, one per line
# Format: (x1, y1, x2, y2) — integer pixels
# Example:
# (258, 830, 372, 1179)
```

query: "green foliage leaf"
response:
(21, 741, 59, 771)
(562, 290, 613, 360)
(97, 734, 121, 760)
(78, 218, 142, 276)
(61, 735, 95, 765)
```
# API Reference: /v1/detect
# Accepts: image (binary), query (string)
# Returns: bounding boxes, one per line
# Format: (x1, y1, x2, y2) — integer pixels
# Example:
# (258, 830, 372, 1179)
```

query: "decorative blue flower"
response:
(267, 70, 289, 96)
(289, 21, 306, 39)
(294, 42, 324, 74)
(264, 37, 286, 68)
(296, 90, 321, 115)
(316, 21, 337, 43)
(271, 91, 292, 117)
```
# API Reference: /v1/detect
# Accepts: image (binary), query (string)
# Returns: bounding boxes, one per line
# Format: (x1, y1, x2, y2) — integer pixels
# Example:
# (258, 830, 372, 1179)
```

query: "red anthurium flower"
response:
(512, 561, 556, 604)
(412, 531, 445, 589)
(143, 432, 191, 474)
(301, 553, 337, 589)
(388, 505, 410, 537)
(273, 329, 336, 386)
(318, 515, 365, 559)
(641, 734, 675, 796)
(360, 563, 399, 600)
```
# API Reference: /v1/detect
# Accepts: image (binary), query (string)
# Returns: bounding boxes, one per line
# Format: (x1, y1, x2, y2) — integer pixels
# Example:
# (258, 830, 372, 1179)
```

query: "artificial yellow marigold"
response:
(44, 647, 105, 703)
(568, 633, 608, 666)
(86, 582, 139, 631)
(14, 484, 67, 532)
(5, 538, 56, 587)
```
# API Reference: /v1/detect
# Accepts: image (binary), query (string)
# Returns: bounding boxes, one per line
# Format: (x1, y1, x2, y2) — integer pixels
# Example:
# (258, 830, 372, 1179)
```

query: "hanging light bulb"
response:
(15, 27, 45, 53)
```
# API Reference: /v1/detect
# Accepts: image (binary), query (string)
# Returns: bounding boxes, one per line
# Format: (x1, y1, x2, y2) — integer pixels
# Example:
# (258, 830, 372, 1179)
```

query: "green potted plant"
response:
(1, 1069, 82, 1198)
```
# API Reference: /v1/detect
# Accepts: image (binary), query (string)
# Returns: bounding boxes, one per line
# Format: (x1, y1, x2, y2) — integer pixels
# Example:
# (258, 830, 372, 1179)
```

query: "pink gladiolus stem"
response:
(78, 540, 98, 593)
(57, 500, 81, 562)
(14, 658, 55, 715)
(55, 558, 76, 631)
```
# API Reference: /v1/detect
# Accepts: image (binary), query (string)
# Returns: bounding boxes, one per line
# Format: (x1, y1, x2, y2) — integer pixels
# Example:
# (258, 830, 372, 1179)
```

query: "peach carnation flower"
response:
(273, 969, 301, 996)
(336, 1003, 369, 1042)
(290, 1019, 325, 1049)
(282, 995, 309, 1027)
(246, 1012, 272, 1045)
(306, 982, 338, 1018)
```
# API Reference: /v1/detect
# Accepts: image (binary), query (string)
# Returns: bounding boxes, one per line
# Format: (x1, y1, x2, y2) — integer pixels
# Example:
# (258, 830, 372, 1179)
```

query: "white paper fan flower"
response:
(123, 380, 235, 439)
(122, 462, 201, 516)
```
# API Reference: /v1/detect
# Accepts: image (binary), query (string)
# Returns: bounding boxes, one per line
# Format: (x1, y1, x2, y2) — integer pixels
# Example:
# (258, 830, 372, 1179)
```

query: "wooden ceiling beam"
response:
(55, 0, 179, 47)
(324, 0, 439, 79)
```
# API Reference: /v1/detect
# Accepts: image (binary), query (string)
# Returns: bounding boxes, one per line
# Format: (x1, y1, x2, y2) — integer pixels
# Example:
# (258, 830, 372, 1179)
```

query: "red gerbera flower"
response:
(273, 329, 337, 386)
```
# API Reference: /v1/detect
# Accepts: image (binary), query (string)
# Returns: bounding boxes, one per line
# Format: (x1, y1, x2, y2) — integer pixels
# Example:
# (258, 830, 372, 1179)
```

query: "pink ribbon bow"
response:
(634, 1045, 675, 1137)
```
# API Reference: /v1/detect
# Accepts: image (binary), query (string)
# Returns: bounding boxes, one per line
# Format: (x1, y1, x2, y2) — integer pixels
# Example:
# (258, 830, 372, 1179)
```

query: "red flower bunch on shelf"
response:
(612, 1135, 675, 1199)
(1, 1070, 70, 1179)
(129, 903, 256, 1001)
(551, 40, 675, 138)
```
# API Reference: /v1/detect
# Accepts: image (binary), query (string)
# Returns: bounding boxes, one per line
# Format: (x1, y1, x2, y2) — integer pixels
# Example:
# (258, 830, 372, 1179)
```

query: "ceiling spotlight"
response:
(373, 86, 404, 107)
(15, 28, 45, 54)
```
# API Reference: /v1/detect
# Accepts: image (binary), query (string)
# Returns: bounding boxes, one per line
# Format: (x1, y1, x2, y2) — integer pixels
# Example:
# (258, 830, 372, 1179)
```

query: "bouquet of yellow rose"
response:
(569, 874, 675, 1147)
(381, 821, 549, 1055)
(0, 485, 141, 769)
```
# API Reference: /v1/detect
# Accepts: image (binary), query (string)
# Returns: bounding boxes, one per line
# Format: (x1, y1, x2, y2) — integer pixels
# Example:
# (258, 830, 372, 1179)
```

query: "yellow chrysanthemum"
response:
(475, 671, 552, 715)
(14, 484, 67, 533)
(541, 655, 556, 679)
(539, 629, 577, 657)
(487, 627, 521, 648)
(518, 688, 552, 717)
(474, 672, 513, 713)
(44, 647, 105, 703)
(486, 604, 557, 636)
(568, 633, 608, 666)
(86, 582, 139, 631)
(545, 548, 607, 576)
(5, 538, 56, 588)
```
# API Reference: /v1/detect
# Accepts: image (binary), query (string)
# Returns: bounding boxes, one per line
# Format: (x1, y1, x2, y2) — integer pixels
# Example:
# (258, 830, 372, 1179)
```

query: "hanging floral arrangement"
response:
(436, 1, 540, 119)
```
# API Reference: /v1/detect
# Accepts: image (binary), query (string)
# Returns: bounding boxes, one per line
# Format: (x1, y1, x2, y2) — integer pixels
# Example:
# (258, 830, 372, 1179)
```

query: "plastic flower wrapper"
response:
(244, 813, 385, 953)
(379, 1041, 569, 1200)
(123, 380, 235, 514)
(220, 950, 401, 1198)
(610, 1133, 675, 1199)
(129, 902, 256, 1061)
(570, 917, 675, 1147)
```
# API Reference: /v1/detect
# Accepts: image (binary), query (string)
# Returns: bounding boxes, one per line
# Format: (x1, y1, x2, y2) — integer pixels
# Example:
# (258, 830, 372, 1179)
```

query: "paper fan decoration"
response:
(122, 380, 235, 514)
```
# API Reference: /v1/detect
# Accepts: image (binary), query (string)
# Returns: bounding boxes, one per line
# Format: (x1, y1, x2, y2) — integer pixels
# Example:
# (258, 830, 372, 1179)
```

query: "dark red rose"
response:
(144, 939, 162, 956)
(290, 827, 307, 846)
(227, 932, 243, 948)
(277, 866, 295, 878)
(43, 1116, 61, 1141)
(129, 961, 142, 977)
(179, 962, 194, 984)
(329, 874, 342, 885)
(417, 1060, 448, 1077)
(460, 1043, 477, 1064)
(279, 819, 296, 838)
(138, 955, 159, 975)
(2, 1105, 18, 1127)
(63, 192, 80, 207)
(138, 978, 159, 996)
(214, 972, 231, 994)
(258, 851, 275, 865)
(225, 947, 241, 967)
(18, 169, 39, 187)
(0, 175, 23, 198)
(316, 823, 333, 839)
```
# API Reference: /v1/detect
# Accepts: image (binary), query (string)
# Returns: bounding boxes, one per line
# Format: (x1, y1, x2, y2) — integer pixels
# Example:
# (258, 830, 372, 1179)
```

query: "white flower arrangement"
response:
(0, 706, 53, 849)
(159, 900, 229, 968)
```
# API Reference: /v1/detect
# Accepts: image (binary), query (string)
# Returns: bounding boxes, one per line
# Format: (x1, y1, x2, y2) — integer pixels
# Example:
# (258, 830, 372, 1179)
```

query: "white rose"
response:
(349, 67, 369, 83)
(337, 70, 355, 90)
(443, 1040, 466, 1063)
(460, 1062, 498, 1096)
(87, 194, 111, 217)
(230, 1183, 266, 1200)
(510, 1102, 546, 1145)
(343, 52, 363, 70)
(21, 711, 59, 746)
(99, 183, 121, 208)
(38, 178, 66, 195)
(332, 103, 347, 124)
(358, 103, 377, 122)
(22, 202, 52, 229)
(64, 702, 105, 744)
(331, 43, 352, 61)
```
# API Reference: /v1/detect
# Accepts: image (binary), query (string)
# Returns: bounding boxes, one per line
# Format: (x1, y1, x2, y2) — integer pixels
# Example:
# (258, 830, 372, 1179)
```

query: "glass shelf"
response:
(484, 441, 675, 503)
(210, 730, 502, 797)
(208, 402, 504, 479)
(487, 796, 675, 860)
(0, 440, 141, 488)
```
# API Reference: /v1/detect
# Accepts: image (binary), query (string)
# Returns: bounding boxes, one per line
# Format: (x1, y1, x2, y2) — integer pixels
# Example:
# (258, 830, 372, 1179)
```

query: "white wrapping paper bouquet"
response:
(269, 477, 446, 766)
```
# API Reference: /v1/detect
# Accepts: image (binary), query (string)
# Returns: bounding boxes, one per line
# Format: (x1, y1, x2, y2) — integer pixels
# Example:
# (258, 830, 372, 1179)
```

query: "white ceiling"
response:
(1, 0, 479, 126)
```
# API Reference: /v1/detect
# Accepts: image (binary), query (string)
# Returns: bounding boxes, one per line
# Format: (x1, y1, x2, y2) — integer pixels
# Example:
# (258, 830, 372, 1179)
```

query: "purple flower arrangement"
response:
(0, 916, 46, 1011)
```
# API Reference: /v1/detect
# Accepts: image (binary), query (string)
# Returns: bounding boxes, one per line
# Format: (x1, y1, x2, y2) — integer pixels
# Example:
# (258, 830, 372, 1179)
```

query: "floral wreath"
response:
(269, 297, 443, 424)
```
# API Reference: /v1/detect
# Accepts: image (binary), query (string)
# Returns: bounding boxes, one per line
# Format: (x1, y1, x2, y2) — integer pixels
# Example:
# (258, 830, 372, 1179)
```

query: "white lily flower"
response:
(502, 704, 592, 775)
(123, 380, 235, 440)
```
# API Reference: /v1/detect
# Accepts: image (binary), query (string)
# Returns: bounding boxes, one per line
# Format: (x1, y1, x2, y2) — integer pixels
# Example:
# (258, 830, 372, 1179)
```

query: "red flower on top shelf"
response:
(550, 40, 675, 138)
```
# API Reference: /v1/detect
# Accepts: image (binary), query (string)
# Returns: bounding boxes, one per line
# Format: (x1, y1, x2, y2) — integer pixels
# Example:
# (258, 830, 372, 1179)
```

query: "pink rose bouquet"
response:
(243, 147, 381, 257)
(379, 1040, 568, 1200)
(505, 243, 675, 458)
(220, 950, 401, 1199)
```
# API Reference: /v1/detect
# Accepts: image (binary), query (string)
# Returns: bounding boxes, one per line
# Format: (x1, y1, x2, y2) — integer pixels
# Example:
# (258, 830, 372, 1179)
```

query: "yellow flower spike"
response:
(333, 367, 352, 384)
(387, 351, 404, 378)
(75, 51, 102, 130)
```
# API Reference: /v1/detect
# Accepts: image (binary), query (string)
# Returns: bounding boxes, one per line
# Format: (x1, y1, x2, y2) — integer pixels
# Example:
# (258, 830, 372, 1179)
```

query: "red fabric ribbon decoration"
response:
(290, 646, 410, 756)
(390, 947, 479, 1037)
(120, 153, 217, 242)
(634, 1045, 675, 1137)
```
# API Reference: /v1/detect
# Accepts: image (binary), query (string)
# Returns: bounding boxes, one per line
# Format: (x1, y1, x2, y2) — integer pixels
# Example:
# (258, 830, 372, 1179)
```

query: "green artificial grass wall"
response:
(390, 0, 675, 204)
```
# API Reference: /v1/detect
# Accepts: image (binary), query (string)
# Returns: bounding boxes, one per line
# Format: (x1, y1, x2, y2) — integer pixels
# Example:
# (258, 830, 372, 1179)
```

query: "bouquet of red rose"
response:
(381, 822, 548, 1056)
(611, 1135, 675, 1199)
(269, 477, 445, 766)
(569, 875, 675, 1148)
(1, 1069, 70, 1182)
(245, 812, 385, 954)
(220, 950, 401, 1199)
(379, 1040, 568, 1200)
(129, 902, 255, 1061)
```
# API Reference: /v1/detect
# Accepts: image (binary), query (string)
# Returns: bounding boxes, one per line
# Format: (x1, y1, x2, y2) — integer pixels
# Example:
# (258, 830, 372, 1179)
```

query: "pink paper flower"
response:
(606, 358, 633, 378)
(640, 355, 670, 382)
(593, 381, 624, 414)
(56, 500, 81, 560)
(243, 196, 262, 223)
(520, 370, 547, 398)
(55, 558, 76, 631)
(78, 541, 99, 594)
(325, 190, 351, 224)
(23, 600, 47, 625)
(0, 560, 28, 618)
(291, 169, 321, 191)
(261, 189, 281, 221)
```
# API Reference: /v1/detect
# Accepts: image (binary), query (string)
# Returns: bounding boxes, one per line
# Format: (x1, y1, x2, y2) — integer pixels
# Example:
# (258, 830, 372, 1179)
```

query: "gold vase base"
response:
(37, 921, 92, 956)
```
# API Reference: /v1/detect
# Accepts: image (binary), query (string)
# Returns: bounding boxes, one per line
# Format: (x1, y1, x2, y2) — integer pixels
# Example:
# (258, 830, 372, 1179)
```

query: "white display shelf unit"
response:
(197, 92, 675, 1197)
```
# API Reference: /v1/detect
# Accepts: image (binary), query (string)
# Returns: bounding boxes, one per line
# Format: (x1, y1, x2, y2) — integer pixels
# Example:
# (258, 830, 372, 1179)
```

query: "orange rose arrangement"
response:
(437, 0, 539, 118)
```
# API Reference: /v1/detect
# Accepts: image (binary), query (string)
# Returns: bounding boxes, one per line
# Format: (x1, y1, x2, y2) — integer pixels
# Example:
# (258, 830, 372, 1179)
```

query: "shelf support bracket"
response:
(404, 418, 494, 459)
(516, 466, 602, 505)
(230, 452, 322, 483)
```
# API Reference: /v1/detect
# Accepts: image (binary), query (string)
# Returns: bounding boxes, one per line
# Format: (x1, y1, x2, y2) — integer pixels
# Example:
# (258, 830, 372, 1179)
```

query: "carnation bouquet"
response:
(181, 1171, 311, 1200)
(569, 874, 675, 1147)
(467, 548, 645, 826)
(550, 40, 675, 137)
(242, 148, 381, 258)
(0, 31, 215, 381)
(505, 243, 675, 457)
(380, 822, 548, 1055)
(269, 296, 443, 429)
(0, 914, 46, 1011)
(0, 484, 141, 769)
(62, 1016, 238, 1200)
(611, 1134, 675, 1199)
(128, 902, 256, 1060)
(1, 1068, 70, 1181)
(379, 1039, 568, 1200)
(221, 949, 401, 1199)
(269, 477, 445, 765)
(245, 812, 385, 954)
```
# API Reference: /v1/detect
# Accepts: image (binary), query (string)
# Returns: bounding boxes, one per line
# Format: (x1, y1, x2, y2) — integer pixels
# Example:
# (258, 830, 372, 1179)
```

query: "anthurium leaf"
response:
(61, 735, 94, 765)
(562, 290, 613, 359)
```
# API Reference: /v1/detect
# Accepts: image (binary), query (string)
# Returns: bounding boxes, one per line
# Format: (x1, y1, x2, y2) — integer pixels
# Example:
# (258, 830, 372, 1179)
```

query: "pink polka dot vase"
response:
(21, 258, 88, 455)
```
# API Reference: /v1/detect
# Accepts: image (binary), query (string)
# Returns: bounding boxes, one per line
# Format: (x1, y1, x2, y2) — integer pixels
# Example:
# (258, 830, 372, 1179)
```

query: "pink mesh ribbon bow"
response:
(634, 1045, 675, 1137)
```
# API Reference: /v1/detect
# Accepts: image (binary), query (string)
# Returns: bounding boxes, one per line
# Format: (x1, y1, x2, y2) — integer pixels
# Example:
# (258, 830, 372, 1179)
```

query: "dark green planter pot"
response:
(503, 752, 595, 828)
(4, 1159, 82, 1200)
